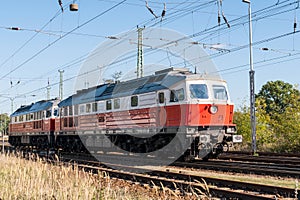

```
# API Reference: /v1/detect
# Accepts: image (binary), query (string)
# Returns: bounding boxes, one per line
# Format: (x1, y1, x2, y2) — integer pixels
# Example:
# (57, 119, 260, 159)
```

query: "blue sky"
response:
(0, 0, 299, 114)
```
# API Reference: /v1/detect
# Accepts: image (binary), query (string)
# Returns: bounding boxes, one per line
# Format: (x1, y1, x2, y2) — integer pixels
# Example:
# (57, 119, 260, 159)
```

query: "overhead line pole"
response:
(58, 70, 64, 100)
(243, 0, 256, 154)
(137, 26, 145, 79)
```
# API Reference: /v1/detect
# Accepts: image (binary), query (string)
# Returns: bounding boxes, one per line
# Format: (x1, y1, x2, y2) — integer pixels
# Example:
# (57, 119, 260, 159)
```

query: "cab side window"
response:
(46, 109, 52, 118)
(158, 92, 164, 104)
(131, 96, 138, 107)
(170, 88, 184, 102)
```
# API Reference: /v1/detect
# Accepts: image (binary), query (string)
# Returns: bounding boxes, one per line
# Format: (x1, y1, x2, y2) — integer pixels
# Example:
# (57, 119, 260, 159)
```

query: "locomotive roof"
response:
(11, 100, 54, 117)
(59, 68, 187, 107)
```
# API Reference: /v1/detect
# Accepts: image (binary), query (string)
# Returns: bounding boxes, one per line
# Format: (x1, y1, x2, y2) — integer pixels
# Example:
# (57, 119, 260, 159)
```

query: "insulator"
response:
(146, 1, 158, 18)
(294, 16, 297, 33)
(222, 12, 230, 28)
(11, 27, 20, 31)
(107, 36, 118, 40)
(161, 3, 166, 18)
(58, 0, 64, 12)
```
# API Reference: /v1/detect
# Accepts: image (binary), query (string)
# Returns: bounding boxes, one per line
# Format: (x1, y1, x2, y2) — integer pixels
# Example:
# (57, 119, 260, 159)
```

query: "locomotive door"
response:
(157, 91, 167, 127)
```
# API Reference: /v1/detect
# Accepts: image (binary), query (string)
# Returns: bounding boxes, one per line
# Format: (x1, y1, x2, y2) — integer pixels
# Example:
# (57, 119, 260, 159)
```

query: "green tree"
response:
(234, 81, 300, 152)
(256, 80, 300, 117)
(234, 98, 275, 151)
(255, 98, 275, 151)
(0, 113, 10, 136)
(271, 91, 300, 152)
(233, 105, 251, 150)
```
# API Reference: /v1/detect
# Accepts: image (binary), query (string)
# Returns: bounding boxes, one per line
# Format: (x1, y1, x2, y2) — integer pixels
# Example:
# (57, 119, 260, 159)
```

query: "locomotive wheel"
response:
(222, 142, 229, 152)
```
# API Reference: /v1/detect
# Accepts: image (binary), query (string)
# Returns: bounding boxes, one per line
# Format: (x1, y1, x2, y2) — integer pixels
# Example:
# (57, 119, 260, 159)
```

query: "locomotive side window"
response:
(189, 84, 208, 99)
(158, 92, 164, 104)
(79, 105, 85, 114)
(92, 102, 98, 112)
(64, 107, 68, 116)
(213, 85, 228, 100)
(46, 110, 51, 118)
(114, 99, 120, 109)
(170, 88, 185, 102)
(131, 96, 138, 107)
(86, 104, 91, 113)
(69, 106, 73, 116)
(177, 88, 185, 101)
(170, 91, 177, 102)
(74, 105, 79, 115)
(54, 108, 58, 116)
(106, 100, 112, 110)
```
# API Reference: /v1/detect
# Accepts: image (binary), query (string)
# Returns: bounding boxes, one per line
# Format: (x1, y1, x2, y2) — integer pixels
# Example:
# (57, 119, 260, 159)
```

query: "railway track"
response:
(174, 159, 300, 178)
(219, 151, 300, 165)
(58, 153, 298, 199)
(60, 151, 300, 178)
(12, 147, 300, 178)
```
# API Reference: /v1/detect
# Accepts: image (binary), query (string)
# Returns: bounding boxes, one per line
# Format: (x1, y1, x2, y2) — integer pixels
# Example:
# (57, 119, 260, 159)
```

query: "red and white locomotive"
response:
(9, 68, 241, 160)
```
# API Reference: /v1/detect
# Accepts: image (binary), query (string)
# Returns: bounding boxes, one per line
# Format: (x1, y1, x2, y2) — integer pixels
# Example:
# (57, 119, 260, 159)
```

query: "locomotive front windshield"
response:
(189, 84, 209, 99)
(213, 85, 228, 100)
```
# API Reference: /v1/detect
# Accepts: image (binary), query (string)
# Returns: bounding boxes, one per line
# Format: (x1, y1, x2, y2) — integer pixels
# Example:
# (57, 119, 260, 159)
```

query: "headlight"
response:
(209, 105, 218, 114)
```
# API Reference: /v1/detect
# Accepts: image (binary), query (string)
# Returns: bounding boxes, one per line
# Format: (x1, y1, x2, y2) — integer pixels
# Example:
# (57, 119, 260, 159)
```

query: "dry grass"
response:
(0, 153, 201, 200)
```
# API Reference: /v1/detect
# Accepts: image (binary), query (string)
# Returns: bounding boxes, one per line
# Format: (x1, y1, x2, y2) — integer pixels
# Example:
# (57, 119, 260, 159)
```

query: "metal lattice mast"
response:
(137, 27, 145, 78)
(58, 70, 64, 100)
(243, 0, 256, 154)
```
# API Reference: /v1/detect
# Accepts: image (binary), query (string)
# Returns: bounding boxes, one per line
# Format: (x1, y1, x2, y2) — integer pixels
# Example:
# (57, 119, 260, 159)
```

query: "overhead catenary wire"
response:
(0, 25, 119, 38)
(7, 1, 300, 87)
(4, 27, 299, 106)
(0, 0, 127, 82)
(2, 45, 300, 107)
(0, 1, 128, 97)
(0, 8, 63, 72)
(0, 0, 213, 83)
(2, 0, 298, 81)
